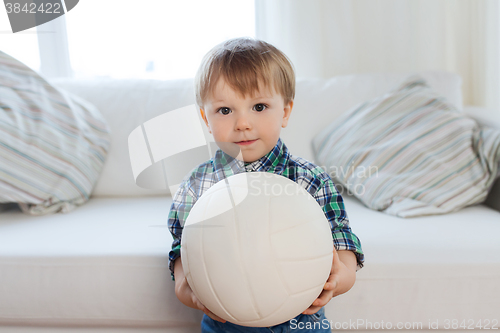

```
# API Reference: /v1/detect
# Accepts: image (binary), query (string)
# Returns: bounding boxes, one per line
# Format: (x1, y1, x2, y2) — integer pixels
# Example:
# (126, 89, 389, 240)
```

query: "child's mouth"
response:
(235, 139, 257, 146)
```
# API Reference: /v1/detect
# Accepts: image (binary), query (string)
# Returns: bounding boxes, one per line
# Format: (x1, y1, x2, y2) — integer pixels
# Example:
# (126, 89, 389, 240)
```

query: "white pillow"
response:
(0, 51, 110, 215)
(312, 76, 500, 218)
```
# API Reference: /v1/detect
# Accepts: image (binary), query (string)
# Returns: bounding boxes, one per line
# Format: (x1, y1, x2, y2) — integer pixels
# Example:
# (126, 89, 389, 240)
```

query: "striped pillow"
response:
(0, 51, 110, 215)
(312, 76, 500, 218)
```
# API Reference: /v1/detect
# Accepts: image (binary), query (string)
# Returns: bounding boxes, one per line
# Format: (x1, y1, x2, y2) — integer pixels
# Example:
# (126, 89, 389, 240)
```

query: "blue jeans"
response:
(201, 307, 331, 332)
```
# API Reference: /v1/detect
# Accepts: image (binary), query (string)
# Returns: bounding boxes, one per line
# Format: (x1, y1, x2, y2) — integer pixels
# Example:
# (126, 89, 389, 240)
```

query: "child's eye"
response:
(253, 104, 267, 112)
(217, 107, 232, 115)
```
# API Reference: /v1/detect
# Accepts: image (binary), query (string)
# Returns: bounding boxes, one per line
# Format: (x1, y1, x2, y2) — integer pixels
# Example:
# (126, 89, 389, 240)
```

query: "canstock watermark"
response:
(292, 318, 500, 330)
(127, 104, 379, 227)
(248, 164, 380, 197)
(290, 319, 426, 331)
(128, 104, 241, 228)
(3, 0, 79, 33)
(247, 172, 316, 200)
(319, 163, 379, 197)
(127, 104, 380, 200)
(324, 164, 379, 181)
(128, 104, 220, 197)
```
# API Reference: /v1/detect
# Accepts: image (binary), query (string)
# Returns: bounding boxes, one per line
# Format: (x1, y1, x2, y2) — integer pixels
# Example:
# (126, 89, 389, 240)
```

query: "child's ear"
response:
(200, 108, 212, 133)
(282, 100, 293, 128)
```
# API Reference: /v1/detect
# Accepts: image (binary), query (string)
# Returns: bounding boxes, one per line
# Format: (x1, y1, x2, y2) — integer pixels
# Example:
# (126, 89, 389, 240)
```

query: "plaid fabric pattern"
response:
(168, 138, 364, 280)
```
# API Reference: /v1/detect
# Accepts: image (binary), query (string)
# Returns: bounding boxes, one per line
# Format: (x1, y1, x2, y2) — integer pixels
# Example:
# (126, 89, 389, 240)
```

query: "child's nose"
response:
(234, 113, 252, 131)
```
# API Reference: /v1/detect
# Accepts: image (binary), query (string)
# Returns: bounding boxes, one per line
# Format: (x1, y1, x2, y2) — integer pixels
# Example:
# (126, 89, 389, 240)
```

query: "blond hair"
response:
(195, 37, 295, 108)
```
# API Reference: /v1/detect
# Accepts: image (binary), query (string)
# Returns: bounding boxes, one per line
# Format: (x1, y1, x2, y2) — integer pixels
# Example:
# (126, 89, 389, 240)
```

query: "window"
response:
(0, 8, 40, 71)
(65, 0, 255, 80)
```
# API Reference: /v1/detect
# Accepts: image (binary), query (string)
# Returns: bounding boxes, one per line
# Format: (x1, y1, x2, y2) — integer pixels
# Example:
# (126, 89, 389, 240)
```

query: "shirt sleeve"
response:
(313, 175, 365, 271)
(168, 180, 197, 281)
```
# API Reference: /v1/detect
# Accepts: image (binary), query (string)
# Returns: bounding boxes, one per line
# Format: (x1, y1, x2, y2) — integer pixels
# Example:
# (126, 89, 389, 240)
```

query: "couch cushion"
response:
(0, 196, 499, 328)
(312, 76, 500, 217)
(327, 193, 500, 329)
(0, 51, 110, 215)
(0, 197, 202, 328)
(49, 71, 461, 197)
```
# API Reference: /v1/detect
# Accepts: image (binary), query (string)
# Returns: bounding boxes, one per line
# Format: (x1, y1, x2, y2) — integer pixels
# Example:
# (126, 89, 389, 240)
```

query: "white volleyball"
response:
(181, 172, 333, 327)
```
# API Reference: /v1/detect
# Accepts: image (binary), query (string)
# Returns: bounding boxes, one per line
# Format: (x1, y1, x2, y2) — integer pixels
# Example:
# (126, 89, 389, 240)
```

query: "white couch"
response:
(1, 71, 499, 333)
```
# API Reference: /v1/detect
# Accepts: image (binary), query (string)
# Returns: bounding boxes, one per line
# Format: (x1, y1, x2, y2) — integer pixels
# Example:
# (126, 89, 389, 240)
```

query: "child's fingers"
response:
(307, 283, 335, 309)
(312, 293, 332, 307)
(194, 299, 227, 323)
(324, 278, 338, 291)
(187, 289, 226, 323)
(206, 311, 227, 323)
(301, 249, 344, 315)
(191, 295, 205, 311)
(302, 276, 338, 314)
(202, 307, 226, 323)
(330, 248, 341, 272)
(302, 305, 322, 315)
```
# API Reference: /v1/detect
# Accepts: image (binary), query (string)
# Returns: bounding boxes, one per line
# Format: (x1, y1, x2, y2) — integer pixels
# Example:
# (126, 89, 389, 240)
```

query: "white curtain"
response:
(255, 0, 500, 112)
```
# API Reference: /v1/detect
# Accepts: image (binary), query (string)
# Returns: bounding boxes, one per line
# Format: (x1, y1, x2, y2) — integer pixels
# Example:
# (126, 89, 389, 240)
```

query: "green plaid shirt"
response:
(168, 138, 364, 280)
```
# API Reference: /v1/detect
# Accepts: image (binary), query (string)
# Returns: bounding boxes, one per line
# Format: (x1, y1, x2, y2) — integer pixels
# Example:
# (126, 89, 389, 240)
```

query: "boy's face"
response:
(200, 78, 293, 163)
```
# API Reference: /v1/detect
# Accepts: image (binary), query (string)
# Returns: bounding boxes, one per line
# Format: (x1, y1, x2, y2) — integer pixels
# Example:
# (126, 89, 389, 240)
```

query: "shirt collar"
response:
(213, 137, 289, 175)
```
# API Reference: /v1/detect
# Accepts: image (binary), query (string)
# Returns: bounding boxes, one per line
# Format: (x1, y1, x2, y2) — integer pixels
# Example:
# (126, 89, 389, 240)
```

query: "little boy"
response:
(168, 37, 364, 332)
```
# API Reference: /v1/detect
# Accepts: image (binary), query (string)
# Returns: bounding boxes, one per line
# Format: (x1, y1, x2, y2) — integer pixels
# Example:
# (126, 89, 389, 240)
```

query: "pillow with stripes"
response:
(0, 51, 110, 215)
(312, 76, 500, 218)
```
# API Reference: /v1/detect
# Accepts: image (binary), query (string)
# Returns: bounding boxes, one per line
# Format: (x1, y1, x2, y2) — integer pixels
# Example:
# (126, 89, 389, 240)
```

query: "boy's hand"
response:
(174, 258, 226, 323)
(301, 248, 357, 315)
